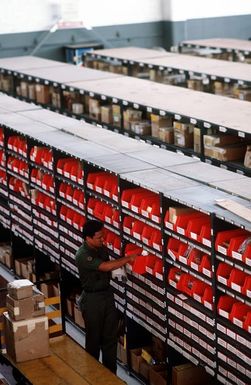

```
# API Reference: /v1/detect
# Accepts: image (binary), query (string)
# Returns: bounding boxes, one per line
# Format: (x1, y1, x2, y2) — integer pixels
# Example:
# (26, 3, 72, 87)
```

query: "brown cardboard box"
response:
(28, 84, 36, 100)
(244, 145, 251, 168)
(203, 134, 241, 147)
(7, 279, 33, 300)
(73, 303, 85, 328)
(89, 98, 101, 120)
(6, 295, 34, 321)
(204, 144, 246, 161)
(173, 122, 194, 148)
(40, 283, 55, 298)
(131, 121, 151, 136)
(32, 287, 45, 317)
(72, 103, 84, 115)
(35, 84, 50, 104)
(123, 109, 142, 131)
(101, 106, 113, 124)
(14, 259, 21, 277)
(66, 297, 74, 317)
(20, 81, 28, 98)
(130, 348, 143, 373)
(150, 114, 173, 138)
(112, 104, 121, 127)
(193, 127, 201, 153)
(149, 365, 167, 385)
(152, 336, 166, 362)
(139, 360, 150, 380)
(172, 363, 212, 385)
(187, 78, 203, 91)
(159, 127, 174, 144)
(4, 312, 49, 362)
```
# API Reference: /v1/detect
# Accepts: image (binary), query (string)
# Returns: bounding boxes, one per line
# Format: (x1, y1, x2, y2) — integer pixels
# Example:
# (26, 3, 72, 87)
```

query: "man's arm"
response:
(98, 253, 137, 272)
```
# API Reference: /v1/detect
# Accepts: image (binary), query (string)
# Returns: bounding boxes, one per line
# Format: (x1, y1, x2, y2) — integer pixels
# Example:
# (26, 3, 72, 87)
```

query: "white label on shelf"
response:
(218, 276, 227, 285)
(174, 114, 181, 120)
(238, 131, 245, 138)
(219, 126, 227, 133)
(232, 251, 242, 261)
(231, 282, 241, 292)
(218, 245, 227, 255)
(204, 122, 211, 128)
(177, 226, 185, 235)
(219, 309, 229, 319)
(233, 317, 243, 328)
(159, 110, 166, 116)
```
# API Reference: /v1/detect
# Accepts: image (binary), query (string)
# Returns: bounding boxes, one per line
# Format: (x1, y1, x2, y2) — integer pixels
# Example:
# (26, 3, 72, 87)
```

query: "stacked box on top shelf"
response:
(164, 201, 216, 376)
(56, 151, 85, 276)
(0, 127, 10, 229)
(214, 220, 251, 385)
(120, 182, 166, 341)
(6, 132, 33, 245)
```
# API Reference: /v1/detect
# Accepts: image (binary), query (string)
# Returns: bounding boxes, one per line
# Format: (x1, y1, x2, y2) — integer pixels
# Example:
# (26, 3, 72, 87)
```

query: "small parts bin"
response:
(7, 156, 28, 178)
(56, 158, 83, 184)
(125, 217, 162, 252)
(7, 135, 27, 156)
(218, 295, 251, 330)
(215, 228, 249, 256)
(121, 188, 160, 223)
(86, 172, 118, 201)
(9, 177, 29, 198)
(59, 204, 85, 232)
(0, 169, 7, 186)
(103, 229, 121, 255)
(0, 127, 4, 146)
(87, 197, 119, 228)
(30, 146, 53, 169)
(124, 243, 163, 278)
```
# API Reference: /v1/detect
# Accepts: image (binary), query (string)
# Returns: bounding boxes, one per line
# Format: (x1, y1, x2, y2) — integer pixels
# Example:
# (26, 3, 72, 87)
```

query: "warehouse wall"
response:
(0, 0, 250, 59)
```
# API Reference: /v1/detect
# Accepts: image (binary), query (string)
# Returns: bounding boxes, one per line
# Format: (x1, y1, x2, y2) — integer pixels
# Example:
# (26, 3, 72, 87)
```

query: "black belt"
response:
(84, 287, 110, 293)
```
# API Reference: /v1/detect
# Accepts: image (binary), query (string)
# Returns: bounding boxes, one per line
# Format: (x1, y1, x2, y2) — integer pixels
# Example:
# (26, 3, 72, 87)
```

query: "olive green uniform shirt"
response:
(75, 242, 111, 292)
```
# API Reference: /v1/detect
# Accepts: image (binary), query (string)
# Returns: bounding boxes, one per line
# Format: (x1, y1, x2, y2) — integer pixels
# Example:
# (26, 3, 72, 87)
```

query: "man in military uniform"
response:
(76, 220, 137, 374)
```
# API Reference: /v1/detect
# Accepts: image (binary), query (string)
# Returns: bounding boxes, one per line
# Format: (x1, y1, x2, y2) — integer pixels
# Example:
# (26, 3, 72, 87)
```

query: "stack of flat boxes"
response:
(3, 279, 49, 362)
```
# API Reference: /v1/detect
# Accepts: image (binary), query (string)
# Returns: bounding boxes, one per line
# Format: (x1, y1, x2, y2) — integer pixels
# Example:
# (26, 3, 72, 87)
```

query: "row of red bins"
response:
(215, 228, 251, 264)
(0, 128, 3, 146)
(167, 237, 212, 277)
(59, 182, 84, 209)
(87, 198, 119, 228)
(217, 262, 251, 297)
(9, 177, 29, 197)
(33, 191, 56, 215)
(30, 168, 54, 193)
(0, 149, 5, 166)
(86, 172, 118, 202)
(7, 156, 28, 178)
(30, 146, 53, 169)
(168, 267, 213, 310)
(103, 229, 121, 255)
(218, 295, 251, 332)
(121, 187, 160, 223)
(0, 169, 7, 185)
(59, 205, 85, 232)
(164, 210, 211, 247)
(125, 243, 163, 278)
(56, 158, 84, 184)
(123, 216, 162, 252)
(7, 135, 27, 157)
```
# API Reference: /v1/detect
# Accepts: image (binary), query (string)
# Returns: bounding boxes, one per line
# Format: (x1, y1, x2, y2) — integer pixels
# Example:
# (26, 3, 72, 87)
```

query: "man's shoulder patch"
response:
(87, 256, 93, 261)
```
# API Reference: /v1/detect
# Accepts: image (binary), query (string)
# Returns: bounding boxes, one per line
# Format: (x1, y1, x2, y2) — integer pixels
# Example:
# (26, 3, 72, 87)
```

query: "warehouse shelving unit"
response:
(0, 56, 251, 178)
(0, 95, 250, 385)
(178, 38, 251, 63)
(83, 47, 251, 101)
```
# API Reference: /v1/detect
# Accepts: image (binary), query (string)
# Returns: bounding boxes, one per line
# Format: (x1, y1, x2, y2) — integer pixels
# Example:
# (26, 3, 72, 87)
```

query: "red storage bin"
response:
(132, 256, 147, 274)
(103, 204, 114, 224)
(70, 161, 83, 183)
(215, 228, 248, 256)
(123, 216, 136, 235)
(57, 158, 68, 174)
(87, 197, 97, 215)
(18, 138, 27, 157)
(186, 215, 211, 242)
(72, 189, 84, 209)
(0, 169, 7, 186)
(131, 220, 144, 241)
(153, 258, 163, 280)
(217, 295, 237, 320)
(168, 267, 182, 289)
(0, 128, 4, 146)
(36, 192, 46, 209)
(187, 247, 204, 272)
(151, 229, 162, 252)
(59, 182, 67, 198)
(130, 191, 155, 214)
(199, 222, 212, 247)
(175, 212, 204, 236)
(243, 311, 251, 332)
(93, 201, 107, 221)
(30, 146, 45, 164)
(65, 207, 74, 225)
(41, 174, 54, 193)
(0, 150, 5, 166)
(94, 173, 108, 194)
(113, 235, 121, 255)
(111, 209, 120, 228)
(177, 273, 198, 296)
(121, 188, 143, 209)
(42, 148, 53, 169)
(243, 276, 251, 298)
(145, 254, 157, 274)
(229, 302, 251, 329)
(73, 213, 85, 232)
(44, 196, 56, 215)
(125, 243, 143, 257)
(216, 263, 232, 286)
(191, 280, 208, 304)
(141, 224, 153, 247)
(7, 135, 17, 151)
(65, 184, 74, 201)
(60, 205, 68, 221)
(139, 196, 160, 223)
(86, 172, 105, 190)
(228, 268, 249, 293)
(200, 254, 212, 278)
(103, 175, 118, 200)
(19, 160, 28, 178)
(228, 235, 250, 261)
(202, 286, 213, 310)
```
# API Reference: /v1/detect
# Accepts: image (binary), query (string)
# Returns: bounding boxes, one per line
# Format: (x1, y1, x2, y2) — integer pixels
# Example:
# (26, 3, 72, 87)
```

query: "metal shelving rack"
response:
(0, 95, 250, 385)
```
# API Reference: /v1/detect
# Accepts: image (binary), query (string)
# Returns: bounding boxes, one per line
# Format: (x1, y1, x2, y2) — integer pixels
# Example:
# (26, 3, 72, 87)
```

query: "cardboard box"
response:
(66, 297, 74, 317)
(152, 336, 166, 362)
(204, 144, 246, 161)
(123, 109, 142, 131)
(32, 287, 45, 317)
(131, 121, 151, 136)
(244, 145, 251, 168)
(4, 312, 49, 362)
(40, 283, 55, 298)
(151, 114, 173, 138)
(112, 104, 121, 127)
(6, 294, 34, 321)
(28, 84, 36, 100)
(159, 127, 174, 144)
(193, 127, 201, 153)
(139, 360, 150, 380)
(130, 348, 143, 373)
(187, 78, 204, 91)
(20, 81, 28, 98)
(35, 84, 50, 104)
(172, 363, 212, 385)
(73, 303, 85, 328)
(72, 102, 84, 115)
(169, 206, 196, 224)
(89, 98, 101, 120)
(7, 279, 33, 300)
(14, 259, 21, 277)
(149, 365, 167, 385)
(203, 134, 241, 147)
(101, 105, 113, 124)
(173, 122, 194, 148)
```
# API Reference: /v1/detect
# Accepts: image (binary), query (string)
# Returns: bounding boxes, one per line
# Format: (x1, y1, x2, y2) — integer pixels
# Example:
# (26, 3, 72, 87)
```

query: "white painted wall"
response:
(163, 0, 251, 21)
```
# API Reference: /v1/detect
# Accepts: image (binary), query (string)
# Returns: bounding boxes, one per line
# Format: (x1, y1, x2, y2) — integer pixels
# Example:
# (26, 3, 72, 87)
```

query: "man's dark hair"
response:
(83, 220, 103, 239)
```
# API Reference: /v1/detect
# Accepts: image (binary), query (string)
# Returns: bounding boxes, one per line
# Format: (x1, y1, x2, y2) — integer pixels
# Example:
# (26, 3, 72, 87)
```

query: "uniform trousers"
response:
(81, 288, 118, 374)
